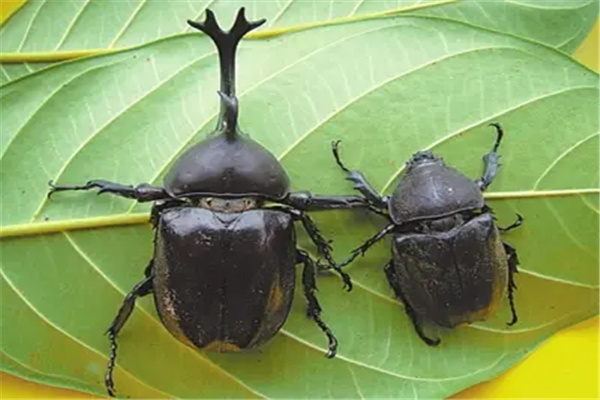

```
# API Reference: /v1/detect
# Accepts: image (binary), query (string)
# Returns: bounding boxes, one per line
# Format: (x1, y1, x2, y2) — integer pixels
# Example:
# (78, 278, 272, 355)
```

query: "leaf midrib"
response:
(4, 0, 456, 56)
(17, 43, 595, 223)
(1, 189, 597, 239)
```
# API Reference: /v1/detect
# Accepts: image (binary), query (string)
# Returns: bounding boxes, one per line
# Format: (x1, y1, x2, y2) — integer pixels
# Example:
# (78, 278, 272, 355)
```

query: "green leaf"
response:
(1, 0, 598, 82)
(1, 14, 598, 399)
(408, 0, 599, 53)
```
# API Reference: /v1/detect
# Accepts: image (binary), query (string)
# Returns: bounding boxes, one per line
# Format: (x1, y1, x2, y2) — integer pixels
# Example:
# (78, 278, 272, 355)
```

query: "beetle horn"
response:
(217, 91, 238, 135)
(188, 8, 265, 139)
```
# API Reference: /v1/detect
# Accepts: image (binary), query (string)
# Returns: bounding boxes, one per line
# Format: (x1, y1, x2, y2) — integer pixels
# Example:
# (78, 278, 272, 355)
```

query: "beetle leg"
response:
(499, 214, 523, 233)
(280, 207, 353, 292)
(283, 191, 369, 212)
(384, 262, 441, 346)
(48, 179, 171, 202)
(331, 140, 389, 210)
(105, 265, 154, 397)
(297, 249, 338, 358)
(341, 224, 395, 268)
(476, 123, 504, 191)
(503, 242, 519, 326)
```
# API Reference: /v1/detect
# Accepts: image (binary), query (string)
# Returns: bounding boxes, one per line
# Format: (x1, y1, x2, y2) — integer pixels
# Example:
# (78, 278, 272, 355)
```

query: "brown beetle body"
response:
(48, 8, 367, 397)
(390, 212, 508, 328)
(332, 125, 522, 345)
(153, 207, 296, 350)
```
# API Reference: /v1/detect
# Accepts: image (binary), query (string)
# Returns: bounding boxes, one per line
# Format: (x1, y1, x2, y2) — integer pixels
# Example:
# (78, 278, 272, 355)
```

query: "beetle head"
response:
(164, 9, 290, 200)
(406, 150, 443, 171)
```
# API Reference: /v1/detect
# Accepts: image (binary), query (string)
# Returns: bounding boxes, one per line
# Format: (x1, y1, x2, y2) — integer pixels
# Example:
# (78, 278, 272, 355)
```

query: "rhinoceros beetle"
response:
(48, 8, 366, 396)
(331, 124, 523, 345)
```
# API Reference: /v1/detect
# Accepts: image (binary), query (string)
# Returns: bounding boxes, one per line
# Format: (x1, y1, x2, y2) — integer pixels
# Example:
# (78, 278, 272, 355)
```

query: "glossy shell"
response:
(152, 207, 296, 350)
(390, 212, 508, 327)
(389, 159, 484, 224)
(164, 133, 290, 199)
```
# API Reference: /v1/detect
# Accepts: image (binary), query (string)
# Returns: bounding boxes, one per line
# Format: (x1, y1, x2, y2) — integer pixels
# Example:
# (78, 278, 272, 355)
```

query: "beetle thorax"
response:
(389, 155, 485, 224)
(163, 134, 291, 200)
(197, 197, 260, 212)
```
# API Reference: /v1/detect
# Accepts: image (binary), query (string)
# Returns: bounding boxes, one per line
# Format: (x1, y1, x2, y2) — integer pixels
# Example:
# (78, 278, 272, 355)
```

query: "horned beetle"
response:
(49, 9, 365, 396)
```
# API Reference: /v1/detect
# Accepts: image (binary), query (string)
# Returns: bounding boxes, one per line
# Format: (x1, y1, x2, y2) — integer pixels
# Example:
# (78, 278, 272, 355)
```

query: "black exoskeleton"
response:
(48, 8, 366, 397)
(332, 124, 522, 346)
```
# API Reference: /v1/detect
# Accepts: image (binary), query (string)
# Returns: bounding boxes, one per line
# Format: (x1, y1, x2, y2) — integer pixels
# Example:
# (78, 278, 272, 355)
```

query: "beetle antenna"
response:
(188, 8, 265, 139)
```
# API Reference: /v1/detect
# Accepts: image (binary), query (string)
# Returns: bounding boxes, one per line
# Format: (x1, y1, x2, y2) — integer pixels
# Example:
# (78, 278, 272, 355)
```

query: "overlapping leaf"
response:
(1, 0, 598, 84)
(0, 13, 598, 399)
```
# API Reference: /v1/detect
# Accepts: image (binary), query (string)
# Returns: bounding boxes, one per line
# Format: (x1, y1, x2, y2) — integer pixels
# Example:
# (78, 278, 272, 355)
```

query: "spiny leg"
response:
(384, 262, 440, 346)
(105, 264, 154, 397)
(284, 191, 368, 212)
(499, 214, 523, 233)
(48, 180, 171, 202)
(297, 249, 338, 358)
(503, 242, 519, 326)
(498, 213, 522, 325)
(282, 207, 353, 291)
(476, 123, 504, 191)
(331, 140, 389, 210)
(341, 224, 395, 268)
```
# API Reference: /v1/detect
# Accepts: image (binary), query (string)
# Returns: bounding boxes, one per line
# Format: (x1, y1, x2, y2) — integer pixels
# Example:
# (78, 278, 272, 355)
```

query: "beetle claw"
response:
(47, 180, 57, 199)
(315, 259, 328, 271)
(341, 274, 353, 292)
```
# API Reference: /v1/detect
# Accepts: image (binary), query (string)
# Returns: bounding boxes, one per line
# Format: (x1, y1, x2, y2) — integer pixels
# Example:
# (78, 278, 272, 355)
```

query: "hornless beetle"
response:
(332, 125, 522, 345)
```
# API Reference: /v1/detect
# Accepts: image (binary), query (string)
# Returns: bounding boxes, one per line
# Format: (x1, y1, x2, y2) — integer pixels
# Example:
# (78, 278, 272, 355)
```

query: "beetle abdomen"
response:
(392, 213, 507, 327)
(153, 207, 296, 351)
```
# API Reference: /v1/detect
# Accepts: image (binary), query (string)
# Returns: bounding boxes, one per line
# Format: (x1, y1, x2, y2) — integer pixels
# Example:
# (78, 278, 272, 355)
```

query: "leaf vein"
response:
(381, 86, 599, 193)
(53, 0, 92, 51)
(0, 265, 171, 398)
(29, 50, 218, 221)
(533, 131, 599, 189)
(108, 0, 148, 48)
(15, 0, 47, 52)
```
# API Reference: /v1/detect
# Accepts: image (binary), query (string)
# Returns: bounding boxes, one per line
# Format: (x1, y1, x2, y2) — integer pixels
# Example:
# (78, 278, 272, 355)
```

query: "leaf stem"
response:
(0, 188, 596, 239)
(247, 0, 457, 39)
(0, 213, 149, 239)
(0, 48, 122, 63)
(484, 188, 599, 199)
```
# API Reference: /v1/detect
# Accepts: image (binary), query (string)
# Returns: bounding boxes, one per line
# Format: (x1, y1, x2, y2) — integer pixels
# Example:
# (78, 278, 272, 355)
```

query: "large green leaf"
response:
(1, 14, 598, 399)
(1, 0, 598, 84)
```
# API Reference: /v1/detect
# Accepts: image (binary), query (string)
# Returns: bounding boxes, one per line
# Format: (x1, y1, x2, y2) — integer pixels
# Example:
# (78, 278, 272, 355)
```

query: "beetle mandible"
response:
(48, 8, 366, 396)
(331, 124, 523, 345)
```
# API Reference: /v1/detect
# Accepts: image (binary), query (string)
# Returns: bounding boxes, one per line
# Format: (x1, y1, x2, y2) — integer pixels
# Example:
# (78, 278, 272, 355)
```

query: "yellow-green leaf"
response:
(0, 14, 598, 399)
